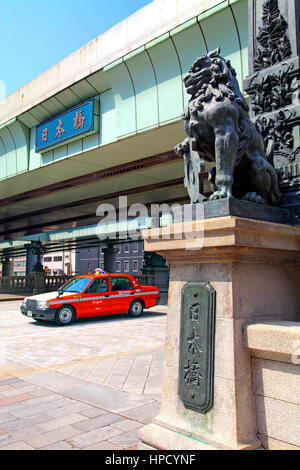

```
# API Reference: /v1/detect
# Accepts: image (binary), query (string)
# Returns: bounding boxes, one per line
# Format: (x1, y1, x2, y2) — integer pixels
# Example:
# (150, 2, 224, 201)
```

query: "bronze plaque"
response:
(179, 282, 216, 413)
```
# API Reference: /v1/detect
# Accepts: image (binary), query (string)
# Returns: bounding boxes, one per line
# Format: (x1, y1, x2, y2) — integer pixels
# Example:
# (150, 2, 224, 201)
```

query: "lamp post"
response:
(30, 241, 45, 273)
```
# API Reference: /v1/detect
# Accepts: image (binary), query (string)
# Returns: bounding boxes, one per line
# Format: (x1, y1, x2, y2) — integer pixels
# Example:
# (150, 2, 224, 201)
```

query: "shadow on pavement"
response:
(27, 310, 167, 329)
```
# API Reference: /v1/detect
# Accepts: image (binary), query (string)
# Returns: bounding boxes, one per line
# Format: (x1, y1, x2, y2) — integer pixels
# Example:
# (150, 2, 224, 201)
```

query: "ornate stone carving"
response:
(255, 110, 300, 165)
(175, 47, 281, 205)
(253, 0, 292, 71)
(246, 0, 300, 221)
(249, 64, 298, 115)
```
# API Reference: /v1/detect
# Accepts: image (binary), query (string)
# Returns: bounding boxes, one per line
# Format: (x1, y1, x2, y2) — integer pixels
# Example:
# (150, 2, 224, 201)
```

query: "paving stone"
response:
(121, 401, 161, 424)
(1, 441, 35, 450)
(79, 407, 107, 419)
(9, 401, 60, 418)
(37, 413, 88, 432)
(14, 393, 60, 408)
(67, 426, 123, 449)
(45, 403, 99, 419)
(1, 413, 51, 432)
(86, 357, 118, 384)
(0, 378, 23, 386)
(1, 385, 39, 397)
(111, 419, 144, 432)
(84, 440, 123, 450)
(0, 385, 13, 393)
(63, 382, 154, 414)
(30, 389, 55, 398)
(108, 429, 140, 449)
(0, 393, 35, 407)
(25, 426, 82, 449)
(0, 425, 42, 448)
(0, 413, 15, 425)
(40, 441, 77, 450)
(21, 371, 86, 393)
(72, 413, 122, 432)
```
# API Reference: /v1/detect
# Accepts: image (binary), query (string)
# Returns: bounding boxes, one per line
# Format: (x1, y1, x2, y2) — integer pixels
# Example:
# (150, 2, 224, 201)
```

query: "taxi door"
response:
(81, 277, 111, 317)
(109, 276, 135, 314)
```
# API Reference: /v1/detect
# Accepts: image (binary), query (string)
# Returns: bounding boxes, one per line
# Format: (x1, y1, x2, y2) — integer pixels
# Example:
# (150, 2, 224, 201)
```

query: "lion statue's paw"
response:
(174, 138, 190, 157)
(209, 189, 233, 201)
(243, 192, 267, 205)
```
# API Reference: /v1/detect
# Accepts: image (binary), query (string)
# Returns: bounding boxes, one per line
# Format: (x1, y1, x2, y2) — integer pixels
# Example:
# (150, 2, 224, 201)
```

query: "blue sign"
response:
(36, 99, 96, 153)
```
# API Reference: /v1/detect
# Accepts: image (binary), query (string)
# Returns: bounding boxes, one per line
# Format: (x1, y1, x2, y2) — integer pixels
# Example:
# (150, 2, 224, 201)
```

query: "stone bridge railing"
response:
(136, 274, 155, 286)
(44, 275, 72, 292)
(0, 273, 156, 295)
(0, 275, 34, 293)
(0, 273, 72, 295)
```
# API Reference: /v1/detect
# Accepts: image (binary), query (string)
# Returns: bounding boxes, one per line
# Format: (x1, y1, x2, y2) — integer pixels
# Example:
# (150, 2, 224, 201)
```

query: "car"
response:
(20, 271, 160, 326)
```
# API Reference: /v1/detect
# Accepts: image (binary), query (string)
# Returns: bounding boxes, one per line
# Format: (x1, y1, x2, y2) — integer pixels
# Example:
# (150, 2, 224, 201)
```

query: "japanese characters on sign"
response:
(179, 282, 216, 414)
(36, 99, 96, 153)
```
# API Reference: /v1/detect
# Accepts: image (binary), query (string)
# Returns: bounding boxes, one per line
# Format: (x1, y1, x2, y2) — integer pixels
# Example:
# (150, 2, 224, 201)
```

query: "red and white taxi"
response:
(21, 271, 160, 326)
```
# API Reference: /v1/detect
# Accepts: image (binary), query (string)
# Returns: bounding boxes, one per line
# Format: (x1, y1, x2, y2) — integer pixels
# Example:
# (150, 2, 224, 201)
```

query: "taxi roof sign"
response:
(95, 268, 107, 275)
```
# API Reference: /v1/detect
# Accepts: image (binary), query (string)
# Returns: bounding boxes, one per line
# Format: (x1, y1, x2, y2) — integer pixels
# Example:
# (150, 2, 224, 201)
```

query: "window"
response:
(133, 243, 138, 252)
(124, 244, 129, 253)
(14, 261, 26, 267)
(86, 278, 108, 293)
(61, 277, 92, 293)
(133, 260, 138, 272)
(124, 261, 129, 272)
(87, 263, 91, 272)
(116, 261, 121, 272)
(110, 277, 132, 291)
(53, 256, 62, 262)
(44, 257, 52, 262)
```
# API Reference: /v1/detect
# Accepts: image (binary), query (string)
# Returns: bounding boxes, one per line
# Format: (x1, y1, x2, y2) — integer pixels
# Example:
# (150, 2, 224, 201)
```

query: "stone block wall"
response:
(244, 322, 300, 450)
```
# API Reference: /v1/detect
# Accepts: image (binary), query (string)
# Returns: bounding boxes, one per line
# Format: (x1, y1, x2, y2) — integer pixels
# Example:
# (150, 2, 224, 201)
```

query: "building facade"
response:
(76, 240, 145, 276)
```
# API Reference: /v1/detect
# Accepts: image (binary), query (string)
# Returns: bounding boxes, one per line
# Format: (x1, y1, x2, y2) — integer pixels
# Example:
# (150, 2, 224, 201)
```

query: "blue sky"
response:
(1, 0, 153, 97)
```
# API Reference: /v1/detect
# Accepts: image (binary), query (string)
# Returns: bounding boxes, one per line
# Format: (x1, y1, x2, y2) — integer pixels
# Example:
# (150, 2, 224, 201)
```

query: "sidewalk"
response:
(0, 293, 27, 302)
(0, 303, 167, 450)
(0, 348, 164, 450)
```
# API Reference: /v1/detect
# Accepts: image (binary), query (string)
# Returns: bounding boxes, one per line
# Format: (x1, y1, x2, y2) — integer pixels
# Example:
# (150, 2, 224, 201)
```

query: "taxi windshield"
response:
(60, 277, 92, 293)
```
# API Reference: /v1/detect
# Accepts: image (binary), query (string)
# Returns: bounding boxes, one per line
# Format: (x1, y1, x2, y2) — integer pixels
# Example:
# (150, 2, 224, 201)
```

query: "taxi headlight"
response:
(36, 301, 49, 310)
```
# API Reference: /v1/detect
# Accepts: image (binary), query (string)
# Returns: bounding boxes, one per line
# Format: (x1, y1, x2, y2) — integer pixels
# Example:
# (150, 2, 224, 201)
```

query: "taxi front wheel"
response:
(55, 305, 76, 326)
(128, 300, 144, 317)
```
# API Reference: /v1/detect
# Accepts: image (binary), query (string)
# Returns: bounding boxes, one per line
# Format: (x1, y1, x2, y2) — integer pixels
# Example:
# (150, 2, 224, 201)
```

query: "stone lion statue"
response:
(175, 47, 281, 205)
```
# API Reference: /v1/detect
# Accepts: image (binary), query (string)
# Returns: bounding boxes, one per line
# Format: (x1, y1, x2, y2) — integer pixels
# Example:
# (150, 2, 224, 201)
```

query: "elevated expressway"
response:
(0, 0, 248, 257)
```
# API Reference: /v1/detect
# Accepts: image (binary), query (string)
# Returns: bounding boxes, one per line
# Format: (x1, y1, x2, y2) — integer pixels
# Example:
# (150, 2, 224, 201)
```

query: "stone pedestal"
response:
(26, 246, 37, 276)
(139, 216, 300, 450)
(32, 271, 46, 294)
(1, 250, 13, 276)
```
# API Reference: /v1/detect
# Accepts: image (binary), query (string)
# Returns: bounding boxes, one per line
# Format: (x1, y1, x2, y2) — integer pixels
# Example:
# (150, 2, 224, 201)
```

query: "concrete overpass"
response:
(0, 0, 248, 258)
